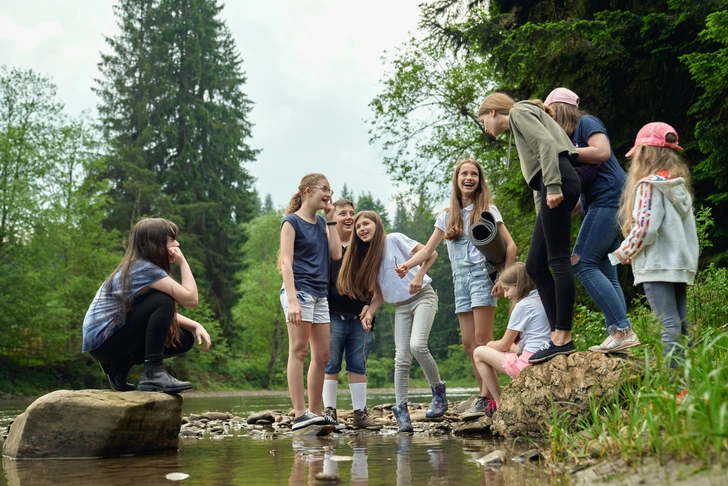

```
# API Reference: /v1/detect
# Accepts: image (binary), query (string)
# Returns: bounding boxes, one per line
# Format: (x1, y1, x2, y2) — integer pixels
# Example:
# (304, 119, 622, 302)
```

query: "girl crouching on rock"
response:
(82, 218, 211, 394)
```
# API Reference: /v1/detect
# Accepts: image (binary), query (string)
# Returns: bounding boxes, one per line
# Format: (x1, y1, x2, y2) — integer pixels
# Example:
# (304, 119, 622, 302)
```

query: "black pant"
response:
(90, 290, 194, 365)
(526, 155, 581, 332)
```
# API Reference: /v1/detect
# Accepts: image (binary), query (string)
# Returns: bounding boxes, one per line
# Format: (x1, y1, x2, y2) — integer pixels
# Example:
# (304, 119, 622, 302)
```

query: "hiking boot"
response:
(353, 408, 383, 430)
(484, 399, 497, 417)
(322, 407, 346, 430)
(137, 360, 192, 394)
(589, 332, 641, 354)
(99, 359, 136, 392)
(292, 410, 326, 430)
(468, 396, 487, 414)
(392, 402, 413, 433)
(528, 340, 576, 364)
(426, 382, 448, 418)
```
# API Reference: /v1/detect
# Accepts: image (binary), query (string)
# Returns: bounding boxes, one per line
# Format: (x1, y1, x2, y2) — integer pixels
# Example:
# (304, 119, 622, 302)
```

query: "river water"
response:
(0, 389, 570, 485)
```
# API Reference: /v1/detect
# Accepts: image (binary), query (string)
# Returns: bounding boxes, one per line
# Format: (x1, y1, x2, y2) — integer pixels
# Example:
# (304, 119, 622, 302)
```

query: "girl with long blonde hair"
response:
(612, 123, 698, 368)
(338, 210, 445, 432)
(395, 159, 516, 414)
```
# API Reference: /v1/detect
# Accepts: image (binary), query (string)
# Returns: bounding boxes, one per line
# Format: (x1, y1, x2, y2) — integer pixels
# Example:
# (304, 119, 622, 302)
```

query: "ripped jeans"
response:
(572, 205, 632, 336)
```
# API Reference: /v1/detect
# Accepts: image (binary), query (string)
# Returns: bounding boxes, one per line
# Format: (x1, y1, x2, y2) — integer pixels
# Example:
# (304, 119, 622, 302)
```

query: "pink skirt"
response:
(502, 350, 534, 379)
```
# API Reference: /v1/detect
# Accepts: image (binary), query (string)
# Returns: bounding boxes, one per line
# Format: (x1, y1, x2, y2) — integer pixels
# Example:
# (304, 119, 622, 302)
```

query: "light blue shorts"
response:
(280, 287, 330, 324)
(453, 268, 497, 313)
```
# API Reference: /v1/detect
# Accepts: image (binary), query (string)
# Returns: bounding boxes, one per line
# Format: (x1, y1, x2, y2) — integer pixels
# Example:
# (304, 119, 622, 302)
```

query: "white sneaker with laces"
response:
(589, 332, 640, 353)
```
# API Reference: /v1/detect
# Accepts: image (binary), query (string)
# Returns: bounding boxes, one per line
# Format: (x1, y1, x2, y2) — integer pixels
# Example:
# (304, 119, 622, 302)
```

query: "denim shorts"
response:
(325, 313, 375, 375)
(453, 267, 497, 313)
(280, 287, 330, 324)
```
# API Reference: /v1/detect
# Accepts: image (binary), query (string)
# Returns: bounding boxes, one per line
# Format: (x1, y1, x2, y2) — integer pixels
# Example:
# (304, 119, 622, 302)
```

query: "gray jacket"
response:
(625, 176, 699, 285)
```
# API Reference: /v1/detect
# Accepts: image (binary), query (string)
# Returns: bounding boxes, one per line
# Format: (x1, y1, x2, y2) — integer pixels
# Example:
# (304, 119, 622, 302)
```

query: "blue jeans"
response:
(572, 206, 632, 336)
(325, 313, 375, 375)
(644, 282, 690, 368)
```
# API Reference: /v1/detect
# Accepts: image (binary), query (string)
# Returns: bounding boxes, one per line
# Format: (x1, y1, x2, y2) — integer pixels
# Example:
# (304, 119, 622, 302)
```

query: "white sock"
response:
(323, 379, 338, 409)
(350, 382, 367, 411)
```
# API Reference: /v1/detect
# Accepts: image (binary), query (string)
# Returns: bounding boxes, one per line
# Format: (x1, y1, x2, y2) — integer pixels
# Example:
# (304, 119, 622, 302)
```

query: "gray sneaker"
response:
(468, 396, 487, 414)
(292, 410, 326, 431)
(322, 407, 346, 430)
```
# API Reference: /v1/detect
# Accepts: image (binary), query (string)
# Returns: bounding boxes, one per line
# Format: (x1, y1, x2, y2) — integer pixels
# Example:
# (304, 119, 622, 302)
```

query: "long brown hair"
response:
(618, 136, 693, 237)
(549, 103, 587, 138)
(478, 93, 554, 118)
(284, 173, 327, 215)
(106, 218, 180, 345)
(337, 211, 386, 302)
(498, 262, 536, 317)
(445, 159, 492, 241)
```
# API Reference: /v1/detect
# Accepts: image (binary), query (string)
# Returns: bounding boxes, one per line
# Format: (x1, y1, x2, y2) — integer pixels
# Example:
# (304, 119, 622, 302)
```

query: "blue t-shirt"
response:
(282, 214, 329, 298)
(82, 260, 169, 352)
(573, 115, 626, 211)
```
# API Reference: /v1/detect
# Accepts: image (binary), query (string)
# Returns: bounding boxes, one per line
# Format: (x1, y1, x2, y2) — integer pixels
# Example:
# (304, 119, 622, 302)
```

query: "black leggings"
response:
(526, 154, 581, 332)
(90, 290, 194, 365)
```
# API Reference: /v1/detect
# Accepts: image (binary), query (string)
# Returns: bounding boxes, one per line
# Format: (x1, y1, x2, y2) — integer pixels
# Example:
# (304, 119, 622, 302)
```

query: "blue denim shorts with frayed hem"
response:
(453, 267, 497, 313)
(280, 287, 330, 324)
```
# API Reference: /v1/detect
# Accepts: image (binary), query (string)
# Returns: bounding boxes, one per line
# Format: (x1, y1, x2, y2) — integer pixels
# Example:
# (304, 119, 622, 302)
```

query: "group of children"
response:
(81, 87, 698, 435)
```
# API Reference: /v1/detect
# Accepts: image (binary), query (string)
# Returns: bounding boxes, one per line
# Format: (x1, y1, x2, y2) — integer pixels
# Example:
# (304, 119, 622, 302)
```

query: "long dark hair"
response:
(106, 218, 180, 345)
(337, 211, 386, 302)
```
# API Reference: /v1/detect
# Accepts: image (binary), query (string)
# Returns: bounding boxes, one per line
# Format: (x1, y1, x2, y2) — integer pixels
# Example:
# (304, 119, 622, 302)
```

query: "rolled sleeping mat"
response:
(467, 210, 507, 267)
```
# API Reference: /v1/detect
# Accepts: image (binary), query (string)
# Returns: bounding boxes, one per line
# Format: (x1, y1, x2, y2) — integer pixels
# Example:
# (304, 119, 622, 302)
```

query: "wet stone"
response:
(477, 450, 506, 466)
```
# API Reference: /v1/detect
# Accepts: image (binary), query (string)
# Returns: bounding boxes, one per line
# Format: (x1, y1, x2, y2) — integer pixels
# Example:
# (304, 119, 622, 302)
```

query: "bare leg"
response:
(288, 321, 313, 417)
(473, 345, 507, 406)
(308, 323, 330, 416)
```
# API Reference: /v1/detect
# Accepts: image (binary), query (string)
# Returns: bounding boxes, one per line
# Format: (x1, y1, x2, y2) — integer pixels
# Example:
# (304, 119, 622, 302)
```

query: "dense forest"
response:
(2, 0, 728, 395)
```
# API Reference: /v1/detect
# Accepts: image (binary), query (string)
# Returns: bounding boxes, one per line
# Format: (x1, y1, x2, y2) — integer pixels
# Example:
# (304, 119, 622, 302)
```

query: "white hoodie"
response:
(616, 173, 698, 285)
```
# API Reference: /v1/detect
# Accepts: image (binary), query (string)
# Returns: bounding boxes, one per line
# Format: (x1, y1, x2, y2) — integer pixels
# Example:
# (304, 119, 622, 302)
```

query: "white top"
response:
(507, 290, 551, 354)
(435, 204, 503, 264)
(377, 233, 432, 304)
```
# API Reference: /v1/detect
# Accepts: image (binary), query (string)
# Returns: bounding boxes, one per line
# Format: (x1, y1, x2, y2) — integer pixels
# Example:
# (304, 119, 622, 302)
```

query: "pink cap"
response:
(625, 122, 683, 157)
(544, 87, 580, 107)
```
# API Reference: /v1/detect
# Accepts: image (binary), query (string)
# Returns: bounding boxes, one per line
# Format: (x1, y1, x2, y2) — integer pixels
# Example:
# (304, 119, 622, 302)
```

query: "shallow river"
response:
(0, 389, 570, 485)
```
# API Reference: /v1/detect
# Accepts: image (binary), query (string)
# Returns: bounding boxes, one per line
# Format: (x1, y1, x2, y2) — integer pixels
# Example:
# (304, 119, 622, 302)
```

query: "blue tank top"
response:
(282, 213, 329, 297)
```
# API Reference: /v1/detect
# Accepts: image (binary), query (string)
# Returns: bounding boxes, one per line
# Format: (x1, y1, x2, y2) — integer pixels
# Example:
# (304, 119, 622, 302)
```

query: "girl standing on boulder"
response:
(472, 263, 551, 412)
(394, 159, 516, 415)
(544, 88, 640, 354)
(338, 210, 445, 433)
(612, 123, 698, 368)
(323, 199, 382, 430)
(82, 218, 211, 394)
(478, 93, 580, 364)
(279, 173, 342, 430)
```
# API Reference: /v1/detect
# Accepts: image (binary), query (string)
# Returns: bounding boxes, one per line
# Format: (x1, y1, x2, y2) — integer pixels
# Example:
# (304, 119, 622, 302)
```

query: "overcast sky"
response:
(0, 1, 425, 214)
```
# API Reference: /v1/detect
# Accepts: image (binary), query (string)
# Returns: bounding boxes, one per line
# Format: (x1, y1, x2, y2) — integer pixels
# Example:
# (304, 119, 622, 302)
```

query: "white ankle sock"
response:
(323, 379, 338, 409)
(350, 382, 367, 411)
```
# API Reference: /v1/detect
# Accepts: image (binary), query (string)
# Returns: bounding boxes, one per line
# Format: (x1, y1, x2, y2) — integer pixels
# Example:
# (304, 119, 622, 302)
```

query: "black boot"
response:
(137, 360, 192, 394)
(99, 359, 136, 392)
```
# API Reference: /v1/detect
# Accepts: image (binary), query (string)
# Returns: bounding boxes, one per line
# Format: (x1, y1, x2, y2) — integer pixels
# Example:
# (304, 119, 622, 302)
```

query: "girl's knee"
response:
(289, 343, 309, 362)
(313, 349, 330, 366)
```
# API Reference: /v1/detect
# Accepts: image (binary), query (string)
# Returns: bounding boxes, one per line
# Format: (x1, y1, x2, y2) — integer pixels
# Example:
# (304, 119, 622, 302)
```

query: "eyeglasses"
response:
(310, 186, 334, 196)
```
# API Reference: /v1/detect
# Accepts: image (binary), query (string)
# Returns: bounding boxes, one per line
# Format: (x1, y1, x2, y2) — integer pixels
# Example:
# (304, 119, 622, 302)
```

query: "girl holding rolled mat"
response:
(395, 159, 516, 414)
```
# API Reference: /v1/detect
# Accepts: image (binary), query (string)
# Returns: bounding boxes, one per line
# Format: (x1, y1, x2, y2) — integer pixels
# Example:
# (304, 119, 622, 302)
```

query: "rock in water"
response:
(2, 390, 183, 458)
(491, 352, 638, 438)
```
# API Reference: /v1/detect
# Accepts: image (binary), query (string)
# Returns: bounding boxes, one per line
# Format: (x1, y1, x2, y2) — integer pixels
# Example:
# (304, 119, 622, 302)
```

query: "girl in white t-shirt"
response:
(396, 159, 516, 414)
(472, 263, 550, 413)
(338, 210, 445, 433)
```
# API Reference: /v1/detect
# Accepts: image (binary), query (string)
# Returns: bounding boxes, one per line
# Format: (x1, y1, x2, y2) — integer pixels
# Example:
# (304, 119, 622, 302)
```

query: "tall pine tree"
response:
(96, 0, 258, 329)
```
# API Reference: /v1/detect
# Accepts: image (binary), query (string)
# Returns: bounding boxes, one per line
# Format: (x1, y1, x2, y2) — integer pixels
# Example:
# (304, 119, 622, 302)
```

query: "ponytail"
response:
(530, 99, 555, 118)
(285, 192, 303, 215)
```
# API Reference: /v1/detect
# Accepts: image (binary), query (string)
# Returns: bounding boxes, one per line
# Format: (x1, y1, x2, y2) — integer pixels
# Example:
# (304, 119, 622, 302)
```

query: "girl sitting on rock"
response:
(472, 263, 551, 414)
(82, 218, 211, 394)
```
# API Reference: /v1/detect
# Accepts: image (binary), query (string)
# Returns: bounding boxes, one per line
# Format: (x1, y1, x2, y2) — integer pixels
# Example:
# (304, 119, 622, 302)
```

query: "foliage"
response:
(96, 0, 259, 329)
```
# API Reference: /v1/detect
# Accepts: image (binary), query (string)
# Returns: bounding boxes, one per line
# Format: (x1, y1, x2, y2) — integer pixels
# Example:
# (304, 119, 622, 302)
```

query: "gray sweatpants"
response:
(643, 281, 691, 368)
(393, 285, 442, 405)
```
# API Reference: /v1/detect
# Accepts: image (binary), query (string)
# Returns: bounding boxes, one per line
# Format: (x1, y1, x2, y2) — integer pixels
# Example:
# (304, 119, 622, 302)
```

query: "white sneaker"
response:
(589, 332, 640, 353)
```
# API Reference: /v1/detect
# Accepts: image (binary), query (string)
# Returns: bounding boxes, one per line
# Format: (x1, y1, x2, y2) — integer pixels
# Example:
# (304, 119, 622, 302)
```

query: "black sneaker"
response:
(528, 340, 576, 364)
(322, 407, 346, 430)
(292, 410, 326, 430)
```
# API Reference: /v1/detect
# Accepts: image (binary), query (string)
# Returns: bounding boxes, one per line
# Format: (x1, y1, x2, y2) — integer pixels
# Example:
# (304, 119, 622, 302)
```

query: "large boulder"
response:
(492, 352, 639, 438)
(3, 389, 183, 458)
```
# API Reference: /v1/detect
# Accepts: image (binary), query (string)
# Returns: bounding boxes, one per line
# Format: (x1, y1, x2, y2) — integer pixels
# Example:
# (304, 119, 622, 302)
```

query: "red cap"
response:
(625, 122, 683, 157)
